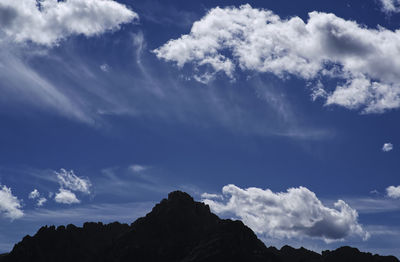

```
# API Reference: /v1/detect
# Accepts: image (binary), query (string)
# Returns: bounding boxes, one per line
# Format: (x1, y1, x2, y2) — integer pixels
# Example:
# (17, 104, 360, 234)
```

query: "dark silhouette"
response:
(0, 191, 398, 262)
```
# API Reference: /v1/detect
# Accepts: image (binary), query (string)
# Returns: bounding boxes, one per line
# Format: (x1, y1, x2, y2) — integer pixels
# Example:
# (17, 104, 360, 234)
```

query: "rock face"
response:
(0, 191, 398, 262)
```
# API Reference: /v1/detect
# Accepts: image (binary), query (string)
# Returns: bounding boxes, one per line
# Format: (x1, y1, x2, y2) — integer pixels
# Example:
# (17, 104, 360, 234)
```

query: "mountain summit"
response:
(0, 191, 398, 262)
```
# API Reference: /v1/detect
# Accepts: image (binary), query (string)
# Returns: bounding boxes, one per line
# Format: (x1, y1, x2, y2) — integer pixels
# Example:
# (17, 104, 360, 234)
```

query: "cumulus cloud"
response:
(53, 169, 91, 205)
(54, 189, 80, 204)
(28, 189, 47, 207)
(382, 143, 394, 152)
(56, 168, 91, 194)
(0, 0, 138, 46)
(380, 0, 400, 13)
(155, 4, 400, 113)
(28, 189, 40, 199)
(202, 185, 369, 242)
(387, 186, 400, 199)
(0, 185, 24, 220)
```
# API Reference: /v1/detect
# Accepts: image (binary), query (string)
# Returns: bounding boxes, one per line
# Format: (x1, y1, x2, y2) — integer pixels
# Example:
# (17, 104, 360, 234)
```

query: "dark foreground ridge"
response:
(0, 191, 398, 262)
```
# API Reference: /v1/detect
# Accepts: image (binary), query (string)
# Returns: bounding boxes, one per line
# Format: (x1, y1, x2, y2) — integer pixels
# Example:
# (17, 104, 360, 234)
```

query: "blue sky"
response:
(1, 0, 400, 257)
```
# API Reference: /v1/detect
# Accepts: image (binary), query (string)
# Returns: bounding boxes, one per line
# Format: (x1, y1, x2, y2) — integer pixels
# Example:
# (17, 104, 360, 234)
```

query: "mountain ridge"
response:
(0, 191, 398, 262)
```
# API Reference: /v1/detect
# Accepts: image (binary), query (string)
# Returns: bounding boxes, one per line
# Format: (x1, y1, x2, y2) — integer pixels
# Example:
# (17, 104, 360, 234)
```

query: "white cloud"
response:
(202, 184, 369, 242)
(100, 63, 110, 72)
(0, 51, 93, 123)
(37, 197, 47, 207)
(130, 164, 147, 173)
(201, 192, 223, 200)
(56, 168, 91, 194)
(54, 189, 80, 204)
(387, 186, 400, 199)
(28, 189, 47, 206)
(380, 0, 400, 13)
(0, 185, 24, 220)
(155, 4, 400, 113)
(28, 189, 40, 199)
(382, 143, 394, 152)
(0, 0, 138, 46)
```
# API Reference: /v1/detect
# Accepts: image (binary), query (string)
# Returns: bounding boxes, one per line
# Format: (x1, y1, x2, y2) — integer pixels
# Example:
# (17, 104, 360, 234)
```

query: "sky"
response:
(1, 0, 400, 257)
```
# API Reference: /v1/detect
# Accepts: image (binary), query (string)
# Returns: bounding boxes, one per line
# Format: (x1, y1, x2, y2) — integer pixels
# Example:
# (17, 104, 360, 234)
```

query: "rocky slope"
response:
(0, 191, 398, 262)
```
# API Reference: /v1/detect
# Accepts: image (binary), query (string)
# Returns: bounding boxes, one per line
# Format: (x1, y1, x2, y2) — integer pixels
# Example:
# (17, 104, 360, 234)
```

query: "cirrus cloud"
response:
(0, 0, 138, 46)
(380, 0, 400, 13)
(155, 4, 400, 113)
(56, 168, 91, 194)
(202, 184, 369, 242)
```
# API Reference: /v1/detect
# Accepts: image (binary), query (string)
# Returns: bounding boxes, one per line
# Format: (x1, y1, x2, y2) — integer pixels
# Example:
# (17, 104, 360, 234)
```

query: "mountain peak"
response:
(167, 190, 194, 202)
(1, 191, 398, 262)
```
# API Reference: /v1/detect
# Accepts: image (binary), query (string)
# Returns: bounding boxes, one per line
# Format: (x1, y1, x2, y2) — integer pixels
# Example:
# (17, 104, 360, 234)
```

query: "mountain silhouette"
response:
(0, 191, 398, 262)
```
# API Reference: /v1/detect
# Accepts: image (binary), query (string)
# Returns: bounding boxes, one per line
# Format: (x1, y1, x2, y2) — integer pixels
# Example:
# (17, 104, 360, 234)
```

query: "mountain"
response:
(0, 191, 398, 262)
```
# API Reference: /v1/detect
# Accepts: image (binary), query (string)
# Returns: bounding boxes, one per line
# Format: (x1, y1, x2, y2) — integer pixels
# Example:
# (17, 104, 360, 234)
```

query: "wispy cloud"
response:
(343, 197, 400, 214)
(1, 22, 330, 140)
(133, 0, 198, 29)
(22, 201, 153, 224)
(379, 0, 400, 13)
(56, 169, 91, 195)
(129, 164, 148, 173)
(0, 50, 93, 123)
(95, 166, 173, 197)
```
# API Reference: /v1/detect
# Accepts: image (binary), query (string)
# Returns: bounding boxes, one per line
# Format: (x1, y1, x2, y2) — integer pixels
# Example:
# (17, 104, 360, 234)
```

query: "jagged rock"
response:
(3, 222, 129, 262)
(321, 246, 399, 262)
(0, 191, 398, 262)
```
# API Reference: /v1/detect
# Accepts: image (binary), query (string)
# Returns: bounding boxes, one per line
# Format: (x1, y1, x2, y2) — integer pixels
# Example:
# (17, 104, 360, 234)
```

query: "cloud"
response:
(54, 189, 80, 204)
(28, 189, 47, 207)
(344, 197, 400, 214)
(23, 201, 153, 223)
(0, 0, 138, 46)
(129, 164, 148, 173)
(380, 0, 400, 13)
(100, 63, 110, 72)
(0, 51, 93, 123)
(0, 185, 24, 220)
(201, 192, 223, 200)
(202, 185, 369, 242)
(387, 186, 400, 199)
(155, 4, 400, 113)
(56, 168, 91, 194)
(28, 189, 40, 199)
(0, 0, 138, 124)
(382, 143, 394, 152)
(37, 197, 47, 207)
